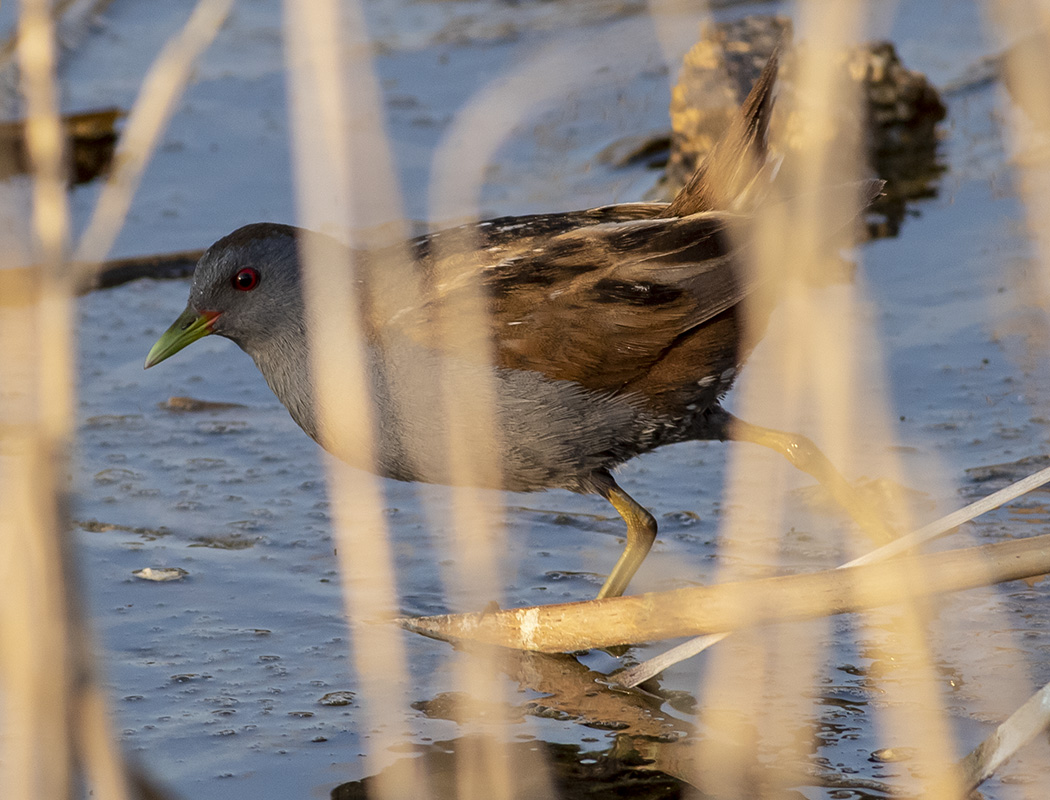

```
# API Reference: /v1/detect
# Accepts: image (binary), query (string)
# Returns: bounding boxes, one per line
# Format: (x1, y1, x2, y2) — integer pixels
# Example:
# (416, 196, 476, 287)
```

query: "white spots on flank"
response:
(720, 367, 736, 381)
(496, 222, 527, 233)
(629, 421, 660, 446)
(697, 376, 715, 387)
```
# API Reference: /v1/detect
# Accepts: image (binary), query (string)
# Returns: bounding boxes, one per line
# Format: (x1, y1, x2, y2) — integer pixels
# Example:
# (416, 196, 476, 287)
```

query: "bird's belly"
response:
(364, 366, 670, 494)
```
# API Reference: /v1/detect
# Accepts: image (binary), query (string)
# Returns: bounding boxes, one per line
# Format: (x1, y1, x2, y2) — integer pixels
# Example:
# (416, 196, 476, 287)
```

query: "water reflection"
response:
(332, 643, 903, 799)
(330, 736, 691, 800)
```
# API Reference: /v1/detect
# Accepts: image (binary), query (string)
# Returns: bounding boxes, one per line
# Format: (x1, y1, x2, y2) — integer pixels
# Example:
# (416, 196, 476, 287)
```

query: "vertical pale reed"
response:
(421, 28, 544, 800)
(72, 4, 235, 795)
(689, 1, 962, 796)
(73, 0, 235, 274)
(281, 1, 429, 796)
(0, 1, 129, 799)
(422, 22, 681, 796)
(0, 277, 76, 799)
(645, 0, 712, 75)
(785, 9, 959, 798)
(425, 55, 518, 800)
(4, 2, 240, 798)
(0, 1, 74, 798)
(983, 4, 1050, 796)
(992, 0, 1050, 322)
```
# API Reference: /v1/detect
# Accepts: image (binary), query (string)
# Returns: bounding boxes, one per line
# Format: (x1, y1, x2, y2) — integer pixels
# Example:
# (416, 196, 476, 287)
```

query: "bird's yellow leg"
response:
(723, 412, 896, 544)
(596, 484, 657, 599)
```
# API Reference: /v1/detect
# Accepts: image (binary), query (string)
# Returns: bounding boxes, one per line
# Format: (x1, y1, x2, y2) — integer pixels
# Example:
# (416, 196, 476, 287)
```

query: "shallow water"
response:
(61, 0, 1050, 797)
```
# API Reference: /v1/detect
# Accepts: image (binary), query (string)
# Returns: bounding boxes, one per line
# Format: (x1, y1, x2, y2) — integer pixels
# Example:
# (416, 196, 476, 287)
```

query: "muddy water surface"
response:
(65, 0, 1050, 797)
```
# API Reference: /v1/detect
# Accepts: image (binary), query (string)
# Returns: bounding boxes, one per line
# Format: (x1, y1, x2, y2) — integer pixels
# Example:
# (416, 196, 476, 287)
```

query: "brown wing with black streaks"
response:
(373, 45, 780, 413)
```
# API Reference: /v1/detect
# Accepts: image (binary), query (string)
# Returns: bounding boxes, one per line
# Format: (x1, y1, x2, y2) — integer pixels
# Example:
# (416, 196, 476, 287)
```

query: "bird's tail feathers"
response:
(663, 42, 781, 218)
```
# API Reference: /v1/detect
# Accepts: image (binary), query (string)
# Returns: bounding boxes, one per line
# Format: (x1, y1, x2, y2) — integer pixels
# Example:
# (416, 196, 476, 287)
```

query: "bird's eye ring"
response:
(232, 267, 259, 291)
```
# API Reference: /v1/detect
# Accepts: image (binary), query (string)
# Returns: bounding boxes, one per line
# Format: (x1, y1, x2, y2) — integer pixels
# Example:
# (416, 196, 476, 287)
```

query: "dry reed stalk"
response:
(402, 532, 1050, 650)
(687, 2, 913, 796)
(993, 0, 1050, 327)
(413, 16, 653, 800)
(0, 332, 77, 800)
(970, 7, 1050, 796)
(0, 2, 132, 799)
(2, 2, 77, 798)
(73, 0, 234, 274)
(3, 2, 245, 798)
(0, 0, 112, 106)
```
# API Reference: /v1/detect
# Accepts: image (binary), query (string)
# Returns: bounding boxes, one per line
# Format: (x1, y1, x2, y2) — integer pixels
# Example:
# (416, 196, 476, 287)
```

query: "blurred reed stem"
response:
(3, 2, 235, 799)
(283, 1, 432, 797)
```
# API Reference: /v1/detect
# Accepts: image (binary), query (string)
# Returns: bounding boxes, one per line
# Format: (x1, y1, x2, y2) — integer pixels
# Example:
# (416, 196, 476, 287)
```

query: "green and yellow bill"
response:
(144, 307, 221, 368)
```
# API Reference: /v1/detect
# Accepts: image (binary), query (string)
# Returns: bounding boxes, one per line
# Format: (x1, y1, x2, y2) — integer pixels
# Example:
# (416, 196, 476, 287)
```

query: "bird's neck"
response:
(243, 328, 389, 473)
(242, 325, 320, 441)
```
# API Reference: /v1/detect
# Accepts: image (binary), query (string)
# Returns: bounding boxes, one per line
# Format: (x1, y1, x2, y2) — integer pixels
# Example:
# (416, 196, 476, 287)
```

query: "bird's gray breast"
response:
(246, 333, 664, 493)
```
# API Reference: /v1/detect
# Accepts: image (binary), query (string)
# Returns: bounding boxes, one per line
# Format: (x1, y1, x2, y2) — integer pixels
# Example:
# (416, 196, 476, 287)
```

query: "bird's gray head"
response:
(144, 222, 311, 367)
(188, 223, 307, 348)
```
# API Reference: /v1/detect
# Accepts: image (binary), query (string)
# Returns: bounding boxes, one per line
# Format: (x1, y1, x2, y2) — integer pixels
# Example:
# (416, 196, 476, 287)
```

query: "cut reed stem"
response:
(402, 532, 1050, 652)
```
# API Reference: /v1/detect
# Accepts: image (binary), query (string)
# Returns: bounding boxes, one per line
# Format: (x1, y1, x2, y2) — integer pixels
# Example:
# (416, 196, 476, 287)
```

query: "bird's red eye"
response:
(232, 267, 259, 291)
